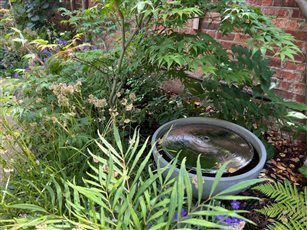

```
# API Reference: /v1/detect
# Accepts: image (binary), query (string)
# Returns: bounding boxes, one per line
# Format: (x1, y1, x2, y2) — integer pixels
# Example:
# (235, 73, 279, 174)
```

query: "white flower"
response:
(124, 119, 131, 124)
(4, 168, 14, 173)
(125, 104, 133, 111)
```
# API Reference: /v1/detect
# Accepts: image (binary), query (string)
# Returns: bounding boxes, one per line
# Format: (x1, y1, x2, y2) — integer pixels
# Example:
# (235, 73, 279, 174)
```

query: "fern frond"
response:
(257, 202, 306, 222)
(255, 180, 307, 230)
(254, 181, 304, 205)
(266, 219, 307, 230)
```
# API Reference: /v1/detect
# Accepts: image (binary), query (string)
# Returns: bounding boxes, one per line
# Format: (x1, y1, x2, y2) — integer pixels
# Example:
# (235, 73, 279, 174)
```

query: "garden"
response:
(0, 0, 307, 229)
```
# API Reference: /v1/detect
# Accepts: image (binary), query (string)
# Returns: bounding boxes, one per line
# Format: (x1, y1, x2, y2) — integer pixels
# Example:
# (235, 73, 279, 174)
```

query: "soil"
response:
(241, 130, 307, 230)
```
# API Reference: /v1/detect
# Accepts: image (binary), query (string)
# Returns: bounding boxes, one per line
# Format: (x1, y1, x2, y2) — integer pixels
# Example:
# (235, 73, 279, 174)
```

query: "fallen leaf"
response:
(290, 157, 300, 163)
(290, 175, 297, 182)
(270, 173, 277, 179)
(228, 167, 236, 173)
(276, 165, 286, 171)
(259, 173, 267, 177)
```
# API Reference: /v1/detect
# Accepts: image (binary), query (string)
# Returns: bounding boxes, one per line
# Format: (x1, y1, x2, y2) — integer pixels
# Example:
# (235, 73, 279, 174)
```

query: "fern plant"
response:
(1, 124, 267, 229)
(254, 181, 307, 230)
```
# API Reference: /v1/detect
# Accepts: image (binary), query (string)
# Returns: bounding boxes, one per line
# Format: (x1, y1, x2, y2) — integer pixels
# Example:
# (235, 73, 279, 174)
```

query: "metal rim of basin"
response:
(151, 117, 267, 182)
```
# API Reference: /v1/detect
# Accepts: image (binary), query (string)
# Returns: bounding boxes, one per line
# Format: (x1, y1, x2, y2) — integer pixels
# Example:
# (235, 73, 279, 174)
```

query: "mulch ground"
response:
(241, 130, 307, 229)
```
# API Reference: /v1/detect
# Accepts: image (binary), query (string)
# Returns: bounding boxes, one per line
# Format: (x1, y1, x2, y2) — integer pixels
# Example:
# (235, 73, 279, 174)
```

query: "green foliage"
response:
(298, 165, 307, 178)
(10, 0, 60, 29)
(60, 4, 114, 45)
(254, 181, 307, 230)
(1, 0, 304, 182)
(170, 44, 305, 158)
(0, 125, 265, 229)
(219, 1, 300, 60)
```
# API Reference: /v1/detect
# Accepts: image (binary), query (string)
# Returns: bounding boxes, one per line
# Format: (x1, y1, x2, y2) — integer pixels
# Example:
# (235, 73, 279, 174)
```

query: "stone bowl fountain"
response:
(151, 117, 267, 198)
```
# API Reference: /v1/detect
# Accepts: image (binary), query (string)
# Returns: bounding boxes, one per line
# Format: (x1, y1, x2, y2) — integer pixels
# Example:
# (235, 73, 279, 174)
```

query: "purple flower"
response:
(82, 45, 89, 50)
(173, 208, 187, 220)
(25, 66, 30, 71)
(230, 200, 240, 209)
(215, 215, 225, 220)
(92, 45, 97, 49)
(42, 48, 49, 54)
(232, 217, 241, 224)
(225, 217, 233, 224)
(57, 38, 67, 45)
(13, 72, 19, 78)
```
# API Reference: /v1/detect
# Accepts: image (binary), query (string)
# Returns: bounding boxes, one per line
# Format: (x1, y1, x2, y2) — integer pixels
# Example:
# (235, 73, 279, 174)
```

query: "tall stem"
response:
(109, 0, 125, 107)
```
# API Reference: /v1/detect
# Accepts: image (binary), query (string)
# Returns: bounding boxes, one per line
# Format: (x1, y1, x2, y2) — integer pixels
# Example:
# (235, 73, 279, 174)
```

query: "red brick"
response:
(273, 0, 297, 7)
(234, 33, 249, 42)
(220, 40, 233, 49)
(293, 53, 306, 62)
(262, 0, 273, 6)
(268, 57, 281, 67)
(292, 9, 305, 19)
(246, 0, 262, 5)
(200, 20, 220, 30)
(294, 41, 305, 50)
(294, 94, 305, 103)
(274, 89, 294, 100)
(216, 32, 235, 40)
(272, 19, 299, 30)
(262, 8, 290, 17)
(293, 83, 306, 95)
(278, 81, 291, 90)
(286, 30, 307, 42)
(275, 69, 299, 80)
(201, 29, 216, 38)
(283, 61, 306, 71)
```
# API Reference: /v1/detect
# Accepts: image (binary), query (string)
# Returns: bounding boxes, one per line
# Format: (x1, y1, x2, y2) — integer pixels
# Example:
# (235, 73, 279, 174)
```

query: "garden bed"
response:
(242, 130, 307, 229)
(1, 1, 307, 229)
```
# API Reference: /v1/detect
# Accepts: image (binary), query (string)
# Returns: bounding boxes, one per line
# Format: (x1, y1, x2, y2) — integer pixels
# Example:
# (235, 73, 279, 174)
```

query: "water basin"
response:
(161, 124, 254, 174)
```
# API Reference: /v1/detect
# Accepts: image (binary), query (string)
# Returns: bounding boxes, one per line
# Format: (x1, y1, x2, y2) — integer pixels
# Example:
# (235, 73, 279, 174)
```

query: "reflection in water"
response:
(161, 124, 254, 173)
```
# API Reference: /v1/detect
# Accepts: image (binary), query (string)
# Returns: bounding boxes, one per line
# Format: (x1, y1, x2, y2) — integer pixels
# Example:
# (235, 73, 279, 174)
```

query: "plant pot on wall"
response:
(151, 117, 267, 199)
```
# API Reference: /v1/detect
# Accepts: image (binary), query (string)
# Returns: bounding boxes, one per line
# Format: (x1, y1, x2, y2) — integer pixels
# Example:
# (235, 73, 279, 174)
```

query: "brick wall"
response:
(196, 0, 306, 103)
